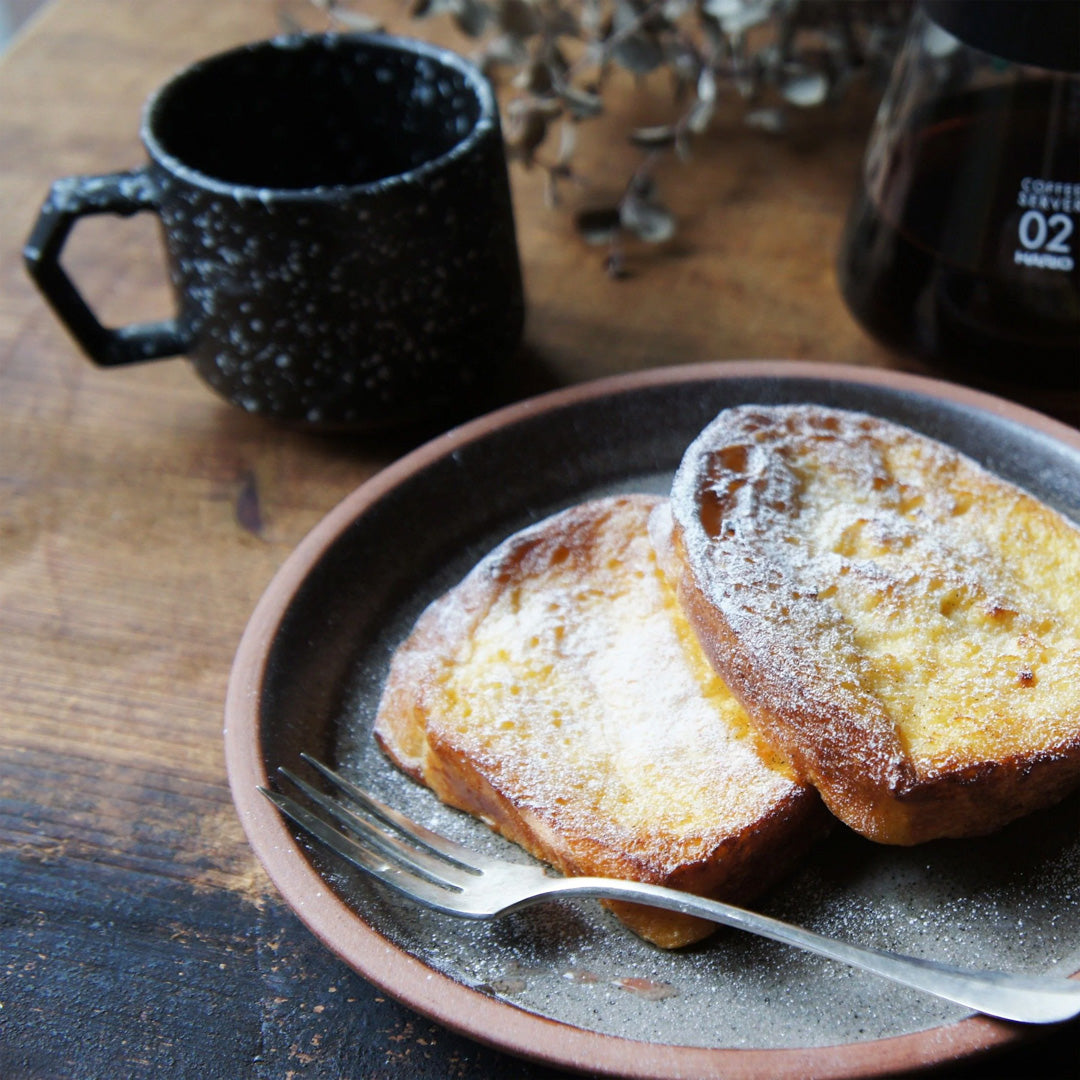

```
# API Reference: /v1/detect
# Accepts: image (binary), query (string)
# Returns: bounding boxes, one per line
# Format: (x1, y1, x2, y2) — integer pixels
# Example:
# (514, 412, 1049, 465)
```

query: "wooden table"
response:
(1, 2, 1076, 1076)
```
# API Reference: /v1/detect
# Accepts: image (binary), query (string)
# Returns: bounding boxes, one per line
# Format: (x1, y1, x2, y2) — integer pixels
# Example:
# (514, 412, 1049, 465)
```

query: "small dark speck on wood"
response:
(236, 470, 263, 536)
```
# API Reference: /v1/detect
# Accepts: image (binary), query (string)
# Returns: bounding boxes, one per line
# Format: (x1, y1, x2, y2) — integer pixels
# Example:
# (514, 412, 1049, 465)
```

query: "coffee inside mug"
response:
(148, 37, 484, 189)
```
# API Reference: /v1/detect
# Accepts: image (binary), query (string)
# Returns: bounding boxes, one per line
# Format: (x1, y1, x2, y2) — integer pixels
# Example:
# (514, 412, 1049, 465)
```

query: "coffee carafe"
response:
(837, 0, 1080, 385)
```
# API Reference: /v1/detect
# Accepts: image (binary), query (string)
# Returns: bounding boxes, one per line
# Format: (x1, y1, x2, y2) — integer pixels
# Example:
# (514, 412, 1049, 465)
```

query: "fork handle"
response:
(526, 877, 1080, 1025)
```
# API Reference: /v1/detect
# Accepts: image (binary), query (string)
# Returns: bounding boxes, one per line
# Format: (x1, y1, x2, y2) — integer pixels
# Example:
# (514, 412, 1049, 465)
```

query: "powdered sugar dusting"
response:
(671, 407, 910, 785)
(391, 494, 805, 879)
(671, 404, 1080, 837)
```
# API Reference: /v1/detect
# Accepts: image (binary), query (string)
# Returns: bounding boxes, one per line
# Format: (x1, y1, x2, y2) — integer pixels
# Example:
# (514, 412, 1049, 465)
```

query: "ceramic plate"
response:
(225, 361, 1080, 1079)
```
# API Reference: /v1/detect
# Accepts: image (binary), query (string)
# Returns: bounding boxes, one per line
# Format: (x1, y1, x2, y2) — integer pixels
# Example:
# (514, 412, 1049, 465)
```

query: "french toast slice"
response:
(374, 494, 825, 947)
(667, 404, 1080, 845)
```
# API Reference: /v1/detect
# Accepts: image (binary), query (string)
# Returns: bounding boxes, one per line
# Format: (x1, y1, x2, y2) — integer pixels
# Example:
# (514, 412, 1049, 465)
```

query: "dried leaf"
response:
(329, 7, 385, 30)
(661, 0, 693, 20)
(576, 207, 621, 245)
(556, 120, 577, 165)
(506, 106, 551, 163)
(579, 0, 604, 35)
(921, 19, 962, 59)
(612, 0, 642, 33)
(613, 31, 665, 74)
(560, 84, 604, 120)
(480, 32, 530, 70)
(702, 0, 741, 18)
(454, 0, 493, 37)
(704, 0, 774, 37)
(513, 57, 555, 94)
(781, 69, 829, 107)
(509, 95, 563, 120)
(686, 97, 715, 134)
(620, 193, 675, 243)
(629, 124, 678, 149)
(697, 65, 718, 104)
(411, 0, 457, 18)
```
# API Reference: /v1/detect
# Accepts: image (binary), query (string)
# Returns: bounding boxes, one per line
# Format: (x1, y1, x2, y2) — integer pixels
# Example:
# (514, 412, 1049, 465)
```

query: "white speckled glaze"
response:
(27, 34, 524, 430)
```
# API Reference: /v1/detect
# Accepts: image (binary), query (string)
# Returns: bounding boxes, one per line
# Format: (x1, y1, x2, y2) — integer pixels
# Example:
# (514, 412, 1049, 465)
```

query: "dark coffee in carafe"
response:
(838, 1, 1080, 385)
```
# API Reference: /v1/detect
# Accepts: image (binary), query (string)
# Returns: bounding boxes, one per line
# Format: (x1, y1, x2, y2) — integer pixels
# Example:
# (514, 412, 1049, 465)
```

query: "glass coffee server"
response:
(838, 0, 1080, 385)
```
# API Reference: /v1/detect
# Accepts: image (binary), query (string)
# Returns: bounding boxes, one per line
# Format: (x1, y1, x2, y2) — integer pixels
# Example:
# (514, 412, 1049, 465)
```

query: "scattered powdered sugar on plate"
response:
(319, 465, 1080, 1052)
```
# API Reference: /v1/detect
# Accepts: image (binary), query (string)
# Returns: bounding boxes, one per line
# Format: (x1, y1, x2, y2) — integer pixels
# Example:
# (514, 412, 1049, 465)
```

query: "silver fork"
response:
(259, 754, 1080, 1025)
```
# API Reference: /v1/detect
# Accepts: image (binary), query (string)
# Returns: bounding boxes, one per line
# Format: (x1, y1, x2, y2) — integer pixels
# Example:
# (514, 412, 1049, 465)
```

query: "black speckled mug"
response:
(24, 34, 525, 430)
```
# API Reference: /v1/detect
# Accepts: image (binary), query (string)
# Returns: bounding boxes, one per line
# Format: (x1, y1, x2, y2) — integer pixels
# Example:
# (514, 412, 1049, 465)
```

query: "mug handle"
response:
(23, 165, 193, 366)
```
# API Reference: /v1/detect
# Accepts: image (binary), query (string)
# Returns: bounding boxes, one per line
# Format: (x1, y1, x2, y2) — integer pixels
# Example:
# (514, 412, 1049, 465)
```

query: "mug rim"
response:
(139, 32, 500, 201)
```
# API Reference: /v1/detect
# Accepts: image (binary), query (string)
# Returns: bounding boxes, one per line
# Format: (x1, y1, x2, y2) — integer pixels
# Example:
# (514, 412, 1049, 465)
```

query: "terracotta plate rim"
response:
(224, 359, 1080, 1079)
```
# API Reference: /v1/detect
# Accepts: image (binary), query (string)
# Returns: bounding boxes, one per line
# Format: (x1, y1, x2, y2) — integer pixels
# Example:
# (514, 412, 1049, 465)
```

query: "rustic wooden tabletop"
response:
(1, 1, 1077, 1077)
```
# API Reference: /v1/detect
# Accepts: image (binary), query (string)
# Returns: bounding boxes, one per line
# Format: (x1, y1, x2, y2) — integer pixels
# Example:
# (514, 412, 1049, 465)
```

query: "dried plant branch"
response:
(289, 0, 910, 273)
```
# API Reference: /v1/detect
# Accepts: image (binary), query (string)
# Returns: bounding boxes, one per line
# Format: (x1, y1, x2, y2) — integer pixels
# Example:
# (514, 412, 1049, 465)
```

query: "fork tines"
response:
(259, 755, 484, 910)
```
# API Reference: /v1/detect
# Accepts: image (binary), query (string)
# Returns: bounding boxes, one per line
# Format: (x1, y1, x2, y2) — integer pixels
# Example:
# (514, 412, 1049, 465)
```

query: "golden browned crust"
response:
(375, 494, 826, 947)
(669, 404, 1080, 844)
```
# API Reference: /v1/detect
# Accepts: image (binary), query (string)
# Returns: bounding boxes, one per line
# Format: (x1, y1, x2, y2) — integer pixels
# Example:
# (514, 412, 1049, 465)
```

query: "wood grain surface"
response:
(1, 1, 1076, 1077)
